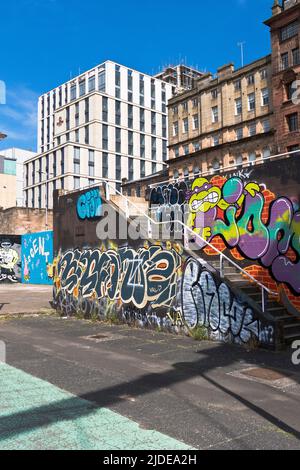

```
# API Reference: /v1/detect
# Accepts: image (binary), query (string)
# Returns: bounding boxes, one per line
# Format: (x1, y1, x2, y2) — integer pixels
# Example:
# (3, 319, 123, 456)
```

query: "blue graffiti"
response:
(77, 189, 102, 220)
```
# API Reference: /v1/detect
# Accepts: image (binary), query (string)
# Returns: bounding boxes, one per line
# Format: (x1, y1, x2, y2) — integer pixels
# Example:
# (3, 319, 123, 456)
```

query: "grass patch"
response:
(190, 325, 209, 341)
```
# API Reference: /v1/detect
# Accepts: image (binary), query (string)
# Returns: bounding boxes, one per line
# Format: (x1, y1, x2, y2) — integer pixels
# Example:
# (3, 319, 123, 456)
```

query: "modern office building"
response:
(0, 148, 36, 207)
(24, 61, 174, 209)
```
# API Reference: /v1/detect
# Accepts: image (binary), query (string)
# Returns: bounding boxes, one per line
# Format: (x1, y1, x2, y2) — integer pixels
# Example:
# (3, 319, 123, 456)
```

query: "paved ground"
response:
(0, 315, 300, 450)
(0, 284, 53, 315)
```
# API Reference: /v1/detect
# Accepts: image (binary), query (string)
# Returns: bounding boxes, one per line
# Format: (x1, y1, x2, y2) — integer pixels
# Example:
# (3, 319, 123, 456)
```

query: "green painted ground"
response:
(0, 363, 193, 450)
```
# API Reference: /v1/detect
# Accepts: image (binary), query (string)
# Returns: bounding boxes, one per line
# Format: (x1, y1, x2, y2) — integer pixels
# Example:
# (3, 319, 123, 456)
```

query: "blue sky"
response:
(0, 0, 273, 152)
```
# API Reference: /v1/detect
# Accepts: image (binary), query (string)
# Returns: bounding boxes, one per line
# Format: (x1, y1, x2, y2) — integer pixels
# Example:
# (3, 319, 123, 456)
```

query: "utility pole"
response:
(237, 42, 246, 68)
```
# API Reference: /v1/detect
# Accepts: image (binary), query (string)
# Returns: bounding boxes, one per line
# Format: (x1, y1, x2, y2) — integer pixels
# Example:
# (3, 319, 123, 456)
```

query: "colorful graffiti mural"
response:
(187, 176, 300, 296)
(52, 243, 274, 346)
(0, 235, 21, 283)
(21, 231, 53, 285)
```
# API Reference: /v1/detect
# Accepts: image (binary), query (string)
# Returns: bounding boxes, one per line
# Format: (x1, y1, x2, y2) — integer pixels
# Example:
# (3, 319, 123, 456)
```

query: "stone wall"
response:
(0, 207, 53, 235)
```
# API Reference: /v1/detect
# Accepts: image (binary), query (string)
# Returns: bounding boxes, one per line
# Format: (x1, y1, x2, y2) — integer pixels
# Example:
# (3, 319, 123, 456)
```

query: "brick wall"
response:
(0, 207, 53, 235)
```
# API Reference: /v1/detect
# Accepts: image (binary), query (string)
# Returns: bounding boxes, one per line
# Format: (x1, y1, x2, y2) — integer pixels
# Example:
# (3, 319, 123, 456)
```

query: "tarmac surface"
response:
(0, 284, 53, 315)
(0, 314, 300, 450)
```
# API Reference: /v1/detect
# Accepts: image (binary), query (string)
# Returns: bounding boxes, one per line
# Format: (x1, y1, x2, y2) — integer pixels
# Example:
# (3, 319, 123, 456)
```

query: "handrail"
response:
(104, 181, 279, 306)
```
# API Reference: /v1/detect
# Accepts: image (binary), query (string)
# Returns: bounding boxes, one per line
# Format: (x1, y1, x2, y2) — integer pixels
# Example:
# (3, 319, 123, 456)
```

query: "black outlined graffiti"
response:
(181, 258, 274, 345)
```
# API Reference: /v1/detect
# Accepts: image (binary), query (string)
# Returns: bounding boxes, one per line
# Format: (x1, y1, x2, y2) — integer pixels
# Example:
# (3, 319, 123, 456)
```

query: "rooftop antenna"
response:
(237, 42, 246, 67)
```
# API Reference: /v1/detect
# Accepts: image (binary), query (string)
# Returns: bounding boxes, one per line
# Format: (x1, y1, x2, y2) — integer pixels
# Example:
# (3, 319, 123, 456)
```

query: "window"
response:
(115, 127, 121, 153)
(248, 123, 256, 136)
(262, 120, 270, 133)
(235, 98, 242, 115)
(151, 137, 156, 160)
(281, 52, 289, 70)
(140, 134, 145, 158)
(128, 158, 134, 180)
(162, 140, 167, 161)
(236, 127, 243, 140)
(152, 163, 157, 174)
(293, 48, 300, 66)
(151, 112, 156, 134)
(236, 155, 243, 166)
(128, 105, 133, 129)
(286, 82, 295, 100)
(261, 88, 269, 106)
(193, 141, 200, 152)
(88, 76, 95, 92)
(128, 70, 133, 91)
(211, 89, 218, 100)
(248, 93, 255, 111)
(66, 107, 70, 130)
(247, 74, 255, 86)
(213, 135, 220, 147)
(79, 80, 86, 97)
(184, 168, 189, 181)
(140, 159, 145, 178)
(183, 118, 189, 133)
(85, 98, 89, 123)
(173, 169, 179, 180)
(70, 84, 76, 101)
(263, 148, 271, 160)
(192, 98, 198, 108)
(98, 68, 106, 92)
(249, 152, 256, 163)
(173, 121, 178, 136)
(280, 21, 299, 42)
(88, 150, 94, 177)
(116, 155, 121, 182)
(174, 146, 180, 158)
(115, 100, 121, 125)
(287, 113, 298, 132)
(234, 80, 241, 91)
(75, 102, 80, 127)
(260, 69, 268, 80)
(128, 91, 133, 103)
(193, 166, 200, 176)
(85, 126, 89, 144)
(140, 109, 145, 132)
(182, 101, 188, 112)
(172, 105, 178, 114)
(193, 114, 199, 129)
(212, 106, 219, 123)
(75, 129, 79, 143)
(128, 131, 133, 155)
(74, 147, 80, 174)
(212, 159, 220, 170)
(74, 177, 80, 190)
(102, 124, 108, 150)
(102, 152, 108, 178)
(61, 148, 65, 174)
(102, 97, 108, 122)
(183, 145, 189, 155)
(139, 75, 144, 95)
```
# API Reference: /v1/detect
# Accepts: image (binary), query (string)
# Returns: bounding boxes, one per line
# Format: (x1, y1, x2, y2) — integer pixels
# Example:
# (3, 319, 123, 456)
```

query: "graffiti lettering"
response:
(77, 189, 102, 220)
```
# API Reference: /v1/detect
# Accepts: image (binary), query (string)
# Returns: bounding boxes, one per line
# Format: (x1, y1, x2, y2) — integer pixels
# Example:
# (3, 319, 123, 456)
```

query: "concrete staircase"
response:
(207, 257, 300, 346)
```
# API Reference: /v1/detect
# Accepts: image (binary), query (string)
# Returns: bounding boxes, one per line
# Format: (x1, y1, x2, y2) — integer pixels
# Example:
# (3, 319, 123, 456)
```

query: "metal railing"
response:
(104, 181, 279, 313)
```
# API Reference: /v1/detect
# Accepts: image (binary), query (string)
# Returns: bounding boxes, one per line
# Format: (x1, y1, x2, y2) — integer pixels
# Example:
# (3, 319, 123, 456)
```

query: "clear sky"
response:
(0, 0, 273, 152)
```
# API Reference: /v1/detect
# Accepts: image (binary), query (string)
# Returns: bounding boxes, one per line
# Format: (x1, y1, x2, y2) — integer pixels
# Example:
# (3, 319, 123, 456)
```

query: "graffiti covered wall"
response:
(0, 235, 21, 283)
(21, 231, 53, 285)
